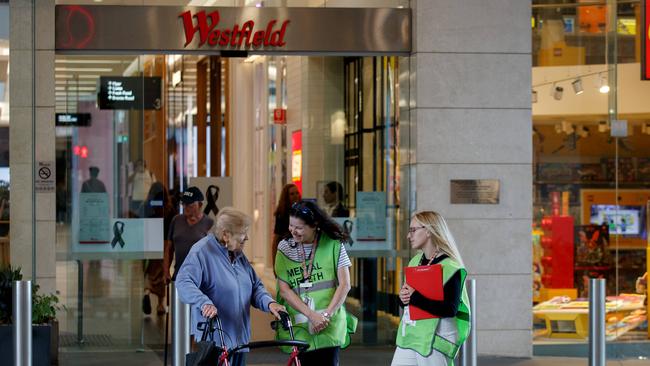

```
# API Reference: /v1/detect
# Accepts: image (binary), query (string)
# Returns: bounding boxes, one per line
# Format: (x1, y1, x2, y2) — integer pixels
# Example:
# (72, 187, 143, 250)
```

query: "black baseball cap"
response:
(181, 186, 204, 205)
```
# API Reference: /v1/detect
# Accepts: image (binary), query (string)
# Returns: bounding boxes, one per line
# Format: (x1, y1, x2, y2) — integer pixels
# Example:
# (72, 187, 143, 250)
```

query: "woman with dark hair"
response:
(271, 183, 301, 267)
(274, 200, 357, 366)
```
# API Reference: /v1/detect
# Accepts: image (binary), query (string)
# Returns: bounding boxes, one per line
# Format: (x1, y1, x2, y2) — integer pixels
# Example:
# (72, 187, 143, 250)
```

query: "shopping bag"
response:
(185, 318, 222, 366)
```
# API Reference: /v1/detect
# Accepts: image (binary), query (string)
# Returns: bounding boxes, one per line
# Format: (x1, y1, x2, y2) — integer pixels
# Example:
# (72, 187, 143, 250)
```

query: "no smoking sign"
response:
(35, 161, 55, 192)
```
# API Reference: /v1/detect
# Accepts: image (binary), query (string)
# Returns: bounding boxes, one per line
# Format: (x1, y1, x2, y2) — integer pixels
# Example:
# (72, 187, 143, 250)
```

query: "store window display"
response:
(532, 1, 649, 350)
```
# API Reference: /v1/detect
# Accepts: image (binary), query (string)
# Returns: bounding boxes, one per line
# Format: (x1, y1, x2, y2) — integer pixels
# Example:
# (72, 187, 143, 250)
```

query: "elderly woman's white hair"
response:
(213, 207, 252, 237)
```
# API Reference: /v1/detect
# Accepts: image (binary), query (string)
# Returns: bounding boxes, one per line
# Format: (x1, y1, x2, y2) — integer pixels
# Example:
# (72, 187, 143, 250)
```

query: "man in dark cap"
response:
(81, 166, 107, 193)
(163, 186, 214, 283)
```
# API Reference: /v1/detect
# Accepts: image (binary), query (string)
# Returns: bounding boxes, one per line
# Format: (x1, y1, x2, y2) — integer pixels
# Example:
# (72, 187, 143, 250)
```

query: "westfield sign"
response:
(179, 10, 290, 48)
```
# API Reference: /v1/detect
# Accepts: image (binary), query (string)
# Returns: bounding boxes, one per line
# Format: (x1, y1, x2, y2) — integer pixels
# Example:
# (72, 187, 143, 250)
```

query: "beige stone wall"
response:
(411, 0, 533, 358)
(10, 0, 56, 294)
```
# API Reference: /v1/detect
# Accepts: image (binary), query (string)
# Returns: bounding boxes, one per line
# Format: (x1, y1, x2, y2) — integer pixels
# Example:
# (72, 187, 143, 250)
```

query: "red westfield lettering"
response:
(179, 10, 290, 48)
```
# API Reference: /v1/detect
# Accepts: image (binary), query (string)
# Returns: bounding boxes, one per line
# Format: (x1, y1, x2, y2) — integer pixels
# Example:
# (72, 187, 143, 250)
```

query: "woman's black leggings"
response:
(298, 346, 340, 366)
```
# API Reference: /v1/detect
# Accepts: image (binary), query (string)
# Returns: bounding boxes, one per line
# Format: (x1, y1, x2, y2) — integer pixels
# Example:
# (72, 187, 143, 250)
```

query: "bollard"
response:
(171, 282, 190, 366)
(589, 278, 606, 366)
(459, 278, 477, 366)
(13, 280, 32, 366)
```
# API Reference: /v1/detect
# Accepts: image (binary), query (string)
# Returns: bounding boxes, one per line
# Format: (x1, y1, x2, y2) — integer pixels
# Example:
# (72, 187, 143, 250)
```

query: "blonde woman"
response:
(392, 211, 471, 366)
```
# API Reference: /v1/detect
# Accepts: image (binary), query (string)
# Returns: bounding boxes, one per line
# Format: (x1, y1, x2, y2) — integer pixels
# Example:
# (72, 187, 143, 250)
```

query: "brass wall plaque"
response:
(450, 179, 500, 204)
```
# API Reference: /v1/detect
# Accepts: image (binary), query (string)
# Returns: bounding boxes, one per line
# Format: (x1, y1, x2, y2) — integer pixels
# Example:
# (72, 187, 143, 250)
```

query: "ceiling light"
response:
(55, 80, 97, 85)
(553, 85, 564, 101)
(532, 90, 538, 103)
(172, 70, 182, 87)
(244, 55, 261, 63)
(598, 74, 609, 94)
(167, 55, 181, 67)
(55, 59, 123, 64)
(572, 78, 584, 95)
(598, 120, 609, 132)
(576, 126, 589, 138)
(642, 123, 650, 135)
(55, 67, 113, 72)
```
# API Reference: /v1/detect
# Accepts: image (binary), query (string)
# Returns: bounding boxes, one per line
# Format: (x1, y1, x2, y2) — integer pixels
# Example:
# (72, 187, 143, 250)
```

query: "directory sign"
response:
(98, 76, 162, 110)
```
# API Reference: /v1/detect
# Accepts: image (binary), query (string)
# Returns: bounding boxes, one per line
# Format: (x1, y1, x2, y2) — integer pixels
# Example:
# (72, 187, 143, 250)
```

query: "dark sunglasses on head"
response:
(291, 202, 314, 221)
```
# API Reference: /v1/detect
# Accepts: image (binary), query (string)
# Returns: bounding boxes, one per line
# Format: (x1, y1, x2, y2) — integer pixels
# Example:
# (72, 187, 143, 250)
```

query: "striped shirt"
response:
(278, 238, 352, 269)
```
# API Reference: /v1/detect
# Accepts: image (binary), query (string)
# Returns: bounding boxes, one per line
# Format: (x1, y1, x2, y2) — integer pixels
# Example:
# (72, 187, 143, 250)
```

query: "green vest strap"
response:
(432, 335, 460, 359)
(291, 279, 337, 295)
(456, 311, 470, 322)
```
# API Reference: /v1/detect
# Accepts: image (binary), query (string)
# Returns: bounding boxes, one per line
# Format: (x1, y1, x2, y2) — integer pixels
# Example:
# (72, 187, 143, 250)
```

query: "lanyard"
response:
(300, 233, 319, 282)
(423, 251, 439, 266)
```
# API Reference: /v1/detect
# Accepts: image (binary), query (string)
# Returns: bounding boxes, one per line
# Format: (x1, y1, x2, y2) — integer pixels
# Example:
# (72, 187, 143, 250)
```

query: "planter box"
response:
(0, 322, 58, 365)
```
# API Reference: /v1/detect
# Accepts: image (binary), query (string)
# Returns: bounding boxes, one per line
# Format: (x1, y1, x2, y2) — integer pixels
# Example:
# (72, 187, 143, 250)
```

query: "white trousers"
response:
(392, 318, 458, 366)
(390, 347, 448, 366)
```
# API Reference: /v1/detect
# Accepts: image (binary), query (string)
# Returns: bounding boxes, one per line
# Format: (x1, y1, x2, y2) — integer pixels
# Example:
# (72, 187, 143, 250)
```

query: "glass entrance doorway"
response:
(53, 53, 410, 364)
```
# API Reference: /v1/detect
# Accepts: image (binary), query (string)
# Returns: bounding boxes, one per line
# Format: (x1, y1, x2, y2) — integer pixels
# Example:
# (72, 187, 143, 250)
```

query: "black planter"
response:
(0, 323, 55, 365)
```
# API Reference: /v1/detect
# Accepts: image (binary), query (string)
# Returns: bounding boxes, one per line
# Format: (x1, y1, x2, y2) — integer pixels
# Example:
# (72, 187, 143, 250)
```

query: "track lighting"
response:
(598, 74, 609, 94)
(576, 126, 589, 138)
(640, 123, 650, 135)
(572, 78, 584, 95)
(553, 85, 564, 100)
(598, 120, 609, 132)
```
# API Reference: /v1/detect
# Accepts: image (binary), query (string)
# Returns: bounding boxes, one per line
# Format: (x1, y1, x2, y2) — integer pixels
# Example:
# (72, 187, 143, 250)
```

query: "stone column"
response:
(10, 0, 56, 293)
(411, 0, 533, 357)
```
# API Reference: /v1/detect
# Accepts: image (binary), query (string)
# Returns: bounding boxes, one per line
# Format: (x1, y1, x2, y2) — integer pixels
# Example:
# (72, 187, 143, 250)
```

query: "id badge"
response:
(303, 295, 315, 311)
(294, 295, 315, 325)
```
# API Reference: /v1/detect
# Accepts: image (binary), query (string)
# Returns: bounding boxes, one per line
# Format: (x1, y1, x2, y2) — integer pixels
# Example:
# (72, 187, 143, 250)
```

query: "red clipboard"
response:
(405, 264, 443, 320)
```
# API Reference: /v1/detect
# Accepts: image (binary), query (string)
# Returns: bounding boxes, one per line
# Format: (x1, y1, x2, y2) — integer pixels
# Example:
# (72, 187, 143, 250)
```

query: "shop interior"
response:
(531, 1, 649, 348)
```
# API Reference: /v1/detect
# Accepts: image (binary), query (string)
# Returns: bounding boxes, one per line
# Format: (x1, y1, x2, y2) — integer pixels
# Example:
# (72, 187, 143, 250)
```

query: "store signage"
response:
(273, 109, 286, 124)
(291, 130, 303, 194)
(55, 6, 411, 54)
(98, 77, 162, 110)
(179, 10, 289, 48)
(641, 0, 650, 80)
(55, 113, 91, 127)
(450, 179, 500, 204)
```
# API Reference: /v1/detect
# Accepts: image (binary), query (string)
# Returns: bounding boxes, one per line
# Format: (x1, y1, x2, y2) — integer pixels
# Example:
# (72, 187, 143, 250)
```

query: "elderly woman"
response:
(176, 207, 285, 366)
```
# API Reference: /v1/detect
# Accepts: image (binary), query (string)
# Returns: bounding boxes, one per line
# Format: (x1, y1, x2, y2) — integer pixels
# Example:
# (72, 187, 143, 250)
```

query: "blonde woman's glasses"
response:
(407, 226, 426, 234)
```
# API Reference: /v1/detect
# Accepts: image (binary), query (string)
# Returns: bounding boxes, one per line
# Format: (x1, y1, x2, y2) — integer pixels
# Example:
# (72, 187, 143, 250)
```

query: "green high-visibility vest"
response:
(274, 234, 358, 352)
(395, 253, 471, 364)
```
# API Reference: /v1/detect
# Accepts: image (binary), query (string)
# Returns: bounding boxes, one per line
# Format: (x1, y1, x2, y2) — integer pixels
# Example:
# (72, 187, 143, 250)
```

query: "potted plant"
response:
(0, 266, 61, 365)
